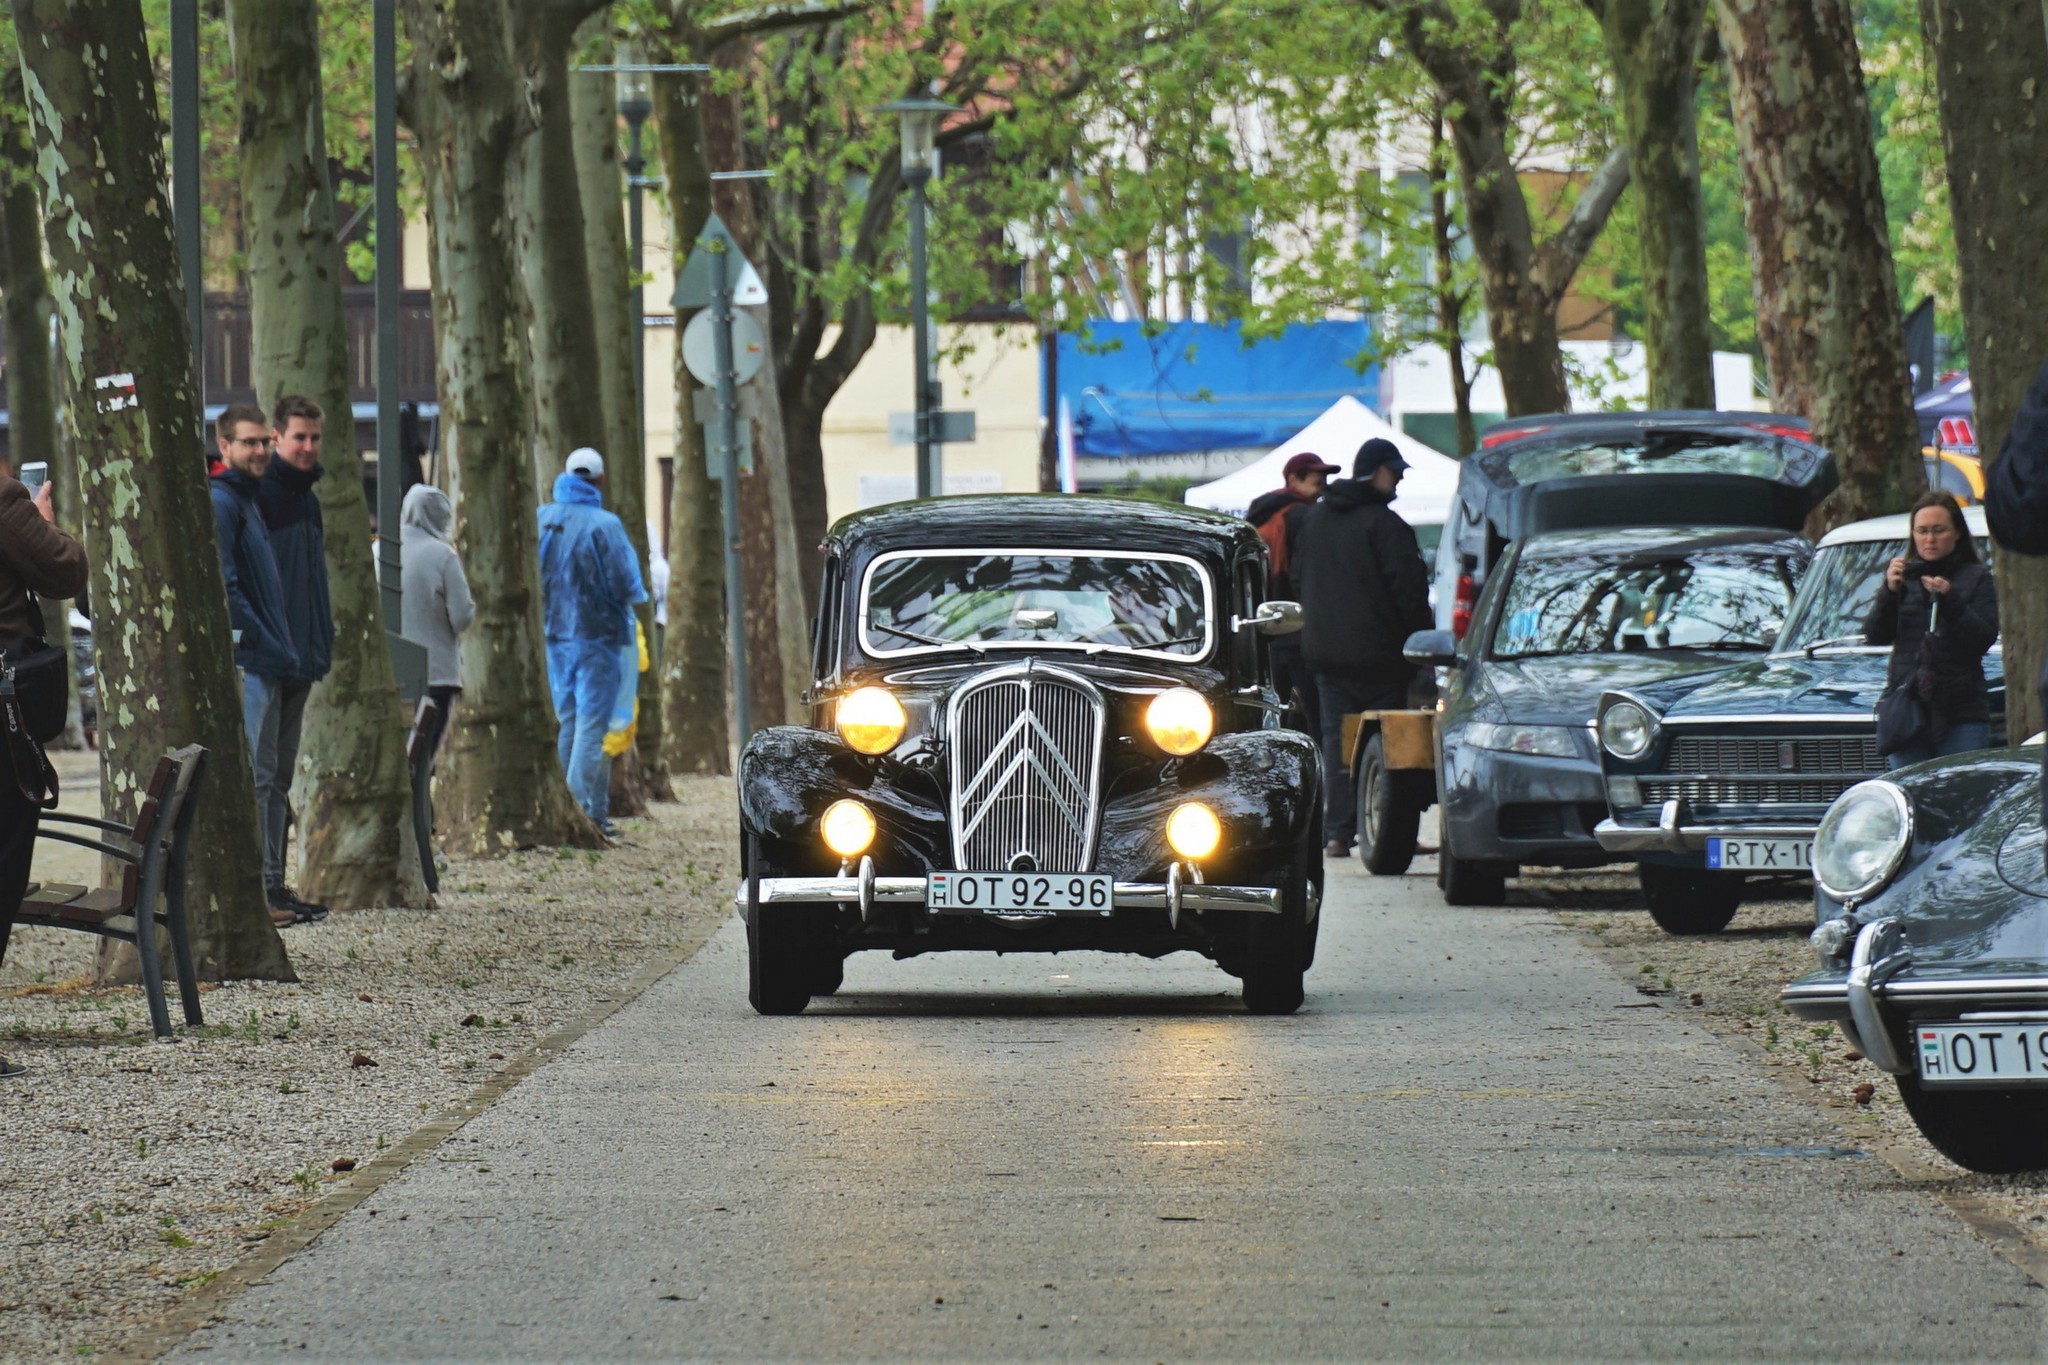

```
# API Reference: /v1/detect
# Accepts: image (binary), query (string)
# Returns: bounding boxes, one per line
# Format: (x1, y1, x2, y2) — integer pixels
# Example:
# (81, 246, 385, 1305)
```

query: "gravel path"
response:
(1540, 866, 2048, 1257)
(0, 776, 737, 1362)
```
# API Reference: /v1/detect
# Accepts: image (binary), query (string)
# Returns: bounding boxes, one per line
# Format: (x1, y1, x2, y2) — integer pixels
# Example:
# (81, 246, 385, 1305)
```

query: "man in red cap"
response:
(1246, 451, 1338, 739)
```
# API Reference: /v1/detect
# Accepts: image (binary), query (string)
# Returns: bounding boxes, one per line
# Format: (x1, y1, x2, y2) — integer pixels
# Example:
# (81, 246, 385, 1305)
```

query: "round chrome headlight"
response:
(1813, 780, 1911, 903)
(1599, 700, 1654, 760)
(819, 799, 878, 857)
(1166, 802, 1223, 860)
(836, 686, 906, 755)
(1145, 687, 1214, 756)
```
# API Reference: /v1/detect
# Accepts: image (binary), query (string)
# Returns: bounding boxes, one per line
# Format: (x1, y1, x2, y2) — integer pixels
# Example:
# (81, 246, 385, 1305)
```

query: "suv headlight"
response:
(1467, 722, 1579, 758)
(836, 686, 907, 754)
(1599, 700, 1655, 760)
(1813, 781, 1911, 903)
(1145, 687, 1213, 756)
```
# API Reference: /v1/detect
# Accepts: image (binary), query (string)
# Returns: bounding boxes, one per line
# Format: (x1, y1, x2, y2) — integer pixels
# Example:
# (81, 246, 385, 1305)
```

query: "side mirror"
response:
(1238, 600, 1303, 636)
(1403, 629, 1460, 668)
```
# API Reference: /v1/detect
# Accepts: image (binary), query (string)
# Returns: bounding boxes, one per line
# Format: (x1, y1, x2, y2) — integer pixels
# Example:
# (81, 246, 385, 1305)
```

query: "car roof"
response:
(1516, 525, 1809, 561)
(1817, 502, 1989, 548)
(824, 493, 1259, 558)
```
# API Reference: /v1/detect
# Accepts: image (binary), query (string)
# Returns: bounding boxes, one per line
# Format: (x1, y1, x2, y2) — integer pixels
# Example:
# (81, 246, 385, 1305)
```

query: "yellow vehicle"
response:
(1924, 447, 1984, 503)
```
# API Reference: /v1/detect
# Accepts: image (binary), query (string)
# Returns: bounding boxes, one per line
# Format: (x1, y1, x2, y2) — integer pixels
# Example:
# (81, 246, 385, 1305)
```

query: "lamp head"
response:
(878, 95, 955, 183)
(615, 41, 653, 125)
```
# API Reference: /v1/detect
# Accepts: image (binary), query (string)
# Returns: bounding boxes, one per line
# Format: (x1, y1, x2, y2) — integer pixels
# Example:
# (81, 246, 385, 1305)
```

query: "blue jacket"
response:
(256, 459, 334, 683)
(537, 472, 646, 648)
(211, 466, 299, 679)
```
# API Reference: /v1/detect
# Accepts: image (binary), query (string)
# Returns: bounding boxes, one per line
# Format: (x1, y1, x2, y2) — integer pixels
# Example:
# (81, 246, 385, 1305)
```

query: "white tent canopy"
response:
(1182, 396, 1460, 528)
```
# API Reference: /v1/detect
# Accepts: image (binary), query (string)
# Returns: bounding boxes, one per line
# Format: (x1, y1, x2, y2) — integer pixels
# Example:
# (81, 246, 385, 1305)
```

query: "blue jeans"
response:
(1885, 719, 1991, 770)
(547, 638, 622, 823)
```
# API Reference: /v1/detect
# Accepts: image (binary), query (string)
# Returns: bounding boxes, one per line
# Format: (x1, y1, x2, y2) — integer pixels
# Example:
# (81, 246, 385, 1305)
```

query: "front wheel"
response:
(745, 834, 813, 1016)
(1242, 843, 1310, 1014)
(1896, 1074, 2048, 1173)
(1356, 735, 1421, 876)
(1639, 863, 1741, 935)
(1438, 844, 1508, 906)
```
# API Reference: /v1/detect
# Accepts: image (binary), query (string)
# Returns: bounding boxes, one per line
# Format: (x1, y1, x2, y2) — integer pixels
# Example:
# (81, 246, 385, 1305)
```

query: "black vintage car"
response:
(1592, 507, 2002, 934)
(1433, 412, 1835, 639)
(1780, 744, 2048, 1173)
(736, 496, 1324, 1016)
(1394, 526, 1810, 905)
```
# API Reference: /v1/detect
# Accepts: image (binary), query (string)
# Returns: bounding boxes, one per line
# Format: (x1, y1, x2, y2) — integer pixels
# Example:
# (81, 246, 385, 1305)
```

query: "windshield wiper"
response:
(1114, 632, 1206, 652)
(1800, 634, 1868, 657)
(868, 621, 986, 654)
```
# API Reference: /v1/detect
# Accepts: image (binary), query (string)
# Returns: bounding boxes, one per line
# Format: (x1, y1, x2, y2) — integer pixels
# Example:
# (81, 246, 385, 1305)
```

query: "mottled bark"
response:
(228, 0, 431, 909)
(1920, 0, 2048, 737)
(568, 10, 669, 804)
(1714, 0, 1921, 530)
(652, 61, 730, 774)
(406, 0, 602, 853)
(1381, 0, 1632, 416)
(1594, 0, 1715, 408)
(13, 0, 291, 980)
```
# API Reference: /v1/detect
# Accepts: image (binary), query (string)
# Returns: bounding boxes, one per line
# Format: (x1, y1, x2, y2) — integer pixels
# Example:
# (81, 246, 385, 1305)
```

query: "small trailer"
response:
(1339, 708, 1439, 875)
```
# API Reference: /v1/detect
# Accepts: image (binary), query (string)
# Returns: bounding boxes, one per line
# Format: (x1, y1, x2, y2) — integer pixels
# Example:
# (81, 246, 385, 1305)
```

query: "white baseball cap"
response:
(565, 447, 605, 479)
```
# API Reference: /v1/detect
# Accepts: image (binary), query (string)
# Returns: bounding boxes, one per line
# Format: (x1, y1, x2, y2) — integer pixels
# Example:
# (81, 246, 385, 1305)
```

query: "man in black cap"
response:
(1246, 451, 1339, 738)
(1292, 437, 1433, 856)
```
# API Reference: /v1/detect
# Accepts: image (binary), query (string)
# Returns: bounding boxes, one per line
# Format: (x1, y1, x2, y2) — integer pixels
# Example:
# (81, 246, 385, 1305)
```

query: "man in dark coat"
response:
(254, 395, 335, 920)
(210, 403, 317, 928)
(1293, 437, 1433, 855)
(1986, 358, 2048, 861)
(1246, 451, 1337, 739)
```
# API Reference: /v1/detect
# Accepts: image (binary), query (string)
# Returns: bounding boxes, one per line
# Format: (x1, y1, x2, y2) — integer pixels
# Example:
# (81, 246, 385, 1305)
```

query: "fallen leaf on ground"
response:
(331, 1157, 357, 1173)
(1852, 1083, 1876, 1105)
(350, 1053, 377, 1068)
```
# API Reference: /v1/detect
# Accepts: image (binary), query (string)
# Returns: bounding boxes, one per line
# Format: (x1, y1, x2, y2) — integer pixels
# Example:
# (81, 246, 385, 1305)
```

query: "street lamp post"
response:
(880, 97, 955, 499)
(616, 48, 655, 468)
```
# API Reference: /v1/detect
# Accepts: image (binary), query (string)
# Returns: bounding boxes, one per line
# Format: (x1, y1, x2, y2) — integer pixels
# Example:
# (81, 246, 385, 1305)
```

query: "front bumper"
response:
(1595, 797, 1815, 855)
(739, 860, 1285, 927)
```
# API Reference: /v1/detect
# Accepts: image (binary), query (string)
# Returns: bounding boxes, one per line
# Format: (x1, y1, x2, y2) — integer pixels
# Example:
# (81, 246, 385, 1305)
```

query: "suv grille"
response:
(948, 667, 1104, 872)
(1642, 776, 1858, 807)
(1664, 733, 1880, 776)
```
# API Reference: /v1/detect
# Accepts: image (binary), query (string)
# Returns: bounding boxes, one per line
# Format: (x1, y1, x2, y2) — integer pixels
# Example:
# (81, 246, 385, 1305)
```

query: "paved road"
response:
(178, 860, 2045, 1360)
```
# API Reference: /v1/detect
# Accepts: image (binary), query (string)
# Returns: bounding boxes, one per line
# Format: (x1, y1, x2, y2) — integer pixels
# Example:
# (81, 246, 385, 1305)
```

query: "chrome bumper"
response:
(735, 858, 1283, 928)
(1595, 798, 1814, 854)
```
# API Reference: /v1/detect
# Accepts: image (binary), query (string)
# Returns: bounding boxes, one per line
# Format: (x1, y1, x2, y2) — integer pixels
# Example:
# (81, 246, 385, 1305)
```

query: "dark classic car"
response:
(1433, 411, 1834, 639)
(1593, 506, 2002, 934)
(1781, 742, 2048, 1173)
(736, 496, 1324, 1016)
(1392, 526, 1810, 905)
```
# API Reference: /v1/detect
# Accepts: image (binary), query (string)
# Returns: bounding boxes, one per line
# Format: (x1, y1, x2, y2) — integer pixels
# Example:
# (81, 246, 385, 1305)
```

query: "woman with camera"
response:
(1866, 490, 2000, 769)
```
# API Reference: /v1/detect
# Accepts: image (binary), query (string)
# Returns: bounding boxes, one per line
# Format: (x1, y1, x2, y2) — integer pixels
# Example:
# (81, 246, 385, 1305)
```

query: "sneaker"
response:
(0, 1055, 24, 1079)
(267, 884, 329, 925)
(268, 904, 298, 928)
(596, 818, 623, 840)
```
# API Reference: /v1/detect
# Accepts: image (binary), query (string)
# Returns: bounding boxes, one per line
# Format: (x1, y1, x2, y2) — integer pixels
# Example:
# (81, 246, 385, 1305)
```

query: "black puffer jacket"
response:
(1291, 478, 1433, 680)
(1864, 553, 1999, 735)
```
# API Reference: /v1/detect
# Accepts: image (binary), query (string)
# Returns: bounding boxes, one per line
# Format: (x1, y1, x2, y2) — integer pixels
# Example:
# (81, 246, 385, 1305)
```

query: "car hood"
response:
(1624, 651, 1893, 721)
(1469, 651, 1753, 727)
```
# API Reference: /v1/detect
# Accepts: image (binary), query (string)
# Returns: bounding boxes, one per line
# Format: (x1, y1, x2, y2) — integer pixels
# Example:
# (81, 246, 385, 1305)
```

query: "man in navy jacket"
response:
(254, 395, 335, 920)
(211, 403, 320, 926)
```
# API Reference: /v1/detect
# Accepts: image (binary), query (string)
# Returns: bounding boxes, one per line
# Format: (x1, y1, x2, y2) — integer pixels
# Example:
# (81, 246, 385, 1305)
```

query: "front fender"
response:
(738, 726, 948, 874)
(1100, 729, 1322, 881)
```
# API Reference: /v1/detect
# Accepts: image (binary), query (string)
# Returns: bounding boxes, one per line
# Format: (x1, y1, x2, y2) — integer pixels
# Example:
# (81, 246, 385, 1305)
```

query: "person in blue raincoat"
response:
(539, 448, 647, 837)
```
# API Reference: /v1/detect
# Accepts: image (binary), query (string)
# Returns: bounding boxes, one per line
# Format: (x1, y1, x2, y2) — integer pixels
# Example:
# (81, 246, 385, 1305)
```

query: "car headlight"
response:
(1467, 722, 1580, 759)
(1599, 700, 1655, 760)
(819, 799, 878, 857)
(1146, 687, 1214, 756)
(1165, 802, 1222, 860)
(1812, 780, 1911, 903)
(836, 686, 906, 755)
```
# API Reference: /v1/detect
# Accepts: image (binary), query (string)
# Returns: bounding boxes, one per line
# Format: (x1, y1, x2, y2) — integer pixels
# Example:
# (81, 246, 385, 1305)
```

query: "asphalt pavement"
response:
(175, 858, 2046, 1360)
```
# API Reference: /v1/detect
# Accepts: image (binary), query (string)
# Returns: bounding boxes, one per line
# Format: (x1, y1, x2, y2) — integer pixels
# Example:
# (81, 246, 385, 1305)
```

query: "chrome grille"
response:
(1642, 776, 1859, 806)
(1663, 733, 1880, 776)
(947, 665, 1104, 873)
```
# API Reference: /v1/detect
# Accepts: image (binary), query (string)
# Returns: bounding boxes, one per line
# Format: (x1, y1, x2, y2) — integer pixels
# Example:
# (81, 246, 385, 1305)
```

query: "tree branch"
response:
(1531, 143, 1630, 304)
(684, 0, 863, 49)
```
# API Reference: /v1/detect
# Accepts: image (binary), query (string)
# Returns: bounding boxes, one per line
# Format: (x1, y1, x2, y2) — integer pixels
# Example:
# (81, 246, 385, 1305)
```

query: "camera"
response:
(1901, 558, 1929, 580)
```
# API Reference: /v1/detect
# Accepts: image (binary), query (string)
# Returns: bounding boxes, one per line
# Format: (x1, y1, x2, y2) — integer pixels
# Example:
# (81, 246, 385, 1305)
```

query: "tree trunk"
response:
(406, 0, 602, 853)
(228, 0, 432, 910)
(1603, 0, 1716, 409)
(1714, 0, 1921, 530)
(14, 0, 291, 981)
(1920, 0, 2048, 738)
(653, 57, 731, 774)
(1428, 112, 1477, 458)
(569, 9, 670, 803)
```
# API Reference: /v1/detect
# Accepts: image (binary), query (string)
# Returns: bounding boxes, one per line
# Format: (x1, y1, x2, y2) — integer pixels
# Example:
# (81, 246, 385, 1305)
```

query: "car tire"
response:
(806, 950, 847, 998)
(1356, 735, 1420, 876)
(1243, 842, 1310, 1015)
(1639, 863, 1741, 935)
(744, 834, 813, 1016)
(1438, 843, 1508, 906)
(1300, 858, 1325, 972)
(1896, 1074, 2048, 1174)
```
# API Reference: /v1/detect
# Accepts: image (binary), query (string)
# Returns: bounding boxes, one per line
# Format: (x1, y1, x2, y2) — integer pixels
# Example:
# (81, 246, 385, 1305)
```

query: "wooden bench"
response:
(21, 745, 208, 1039)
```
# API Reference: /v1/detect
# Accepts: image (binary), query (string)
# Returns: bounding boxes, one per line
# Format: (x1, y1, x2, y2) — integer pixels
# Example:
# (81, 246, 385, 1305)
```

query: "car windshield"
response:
(1492, 545, 1805, 659)
(1504, 433, 1795, 485)
(862, 550, 1211, 659)
(1774, 534, 1996, 651)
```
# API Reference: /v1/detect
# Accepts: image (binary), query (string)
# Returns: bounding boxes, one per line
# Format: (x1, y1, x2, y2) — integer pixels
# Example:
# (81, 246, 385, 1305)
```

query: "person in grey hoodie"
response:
(399, 484, 474, 771)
